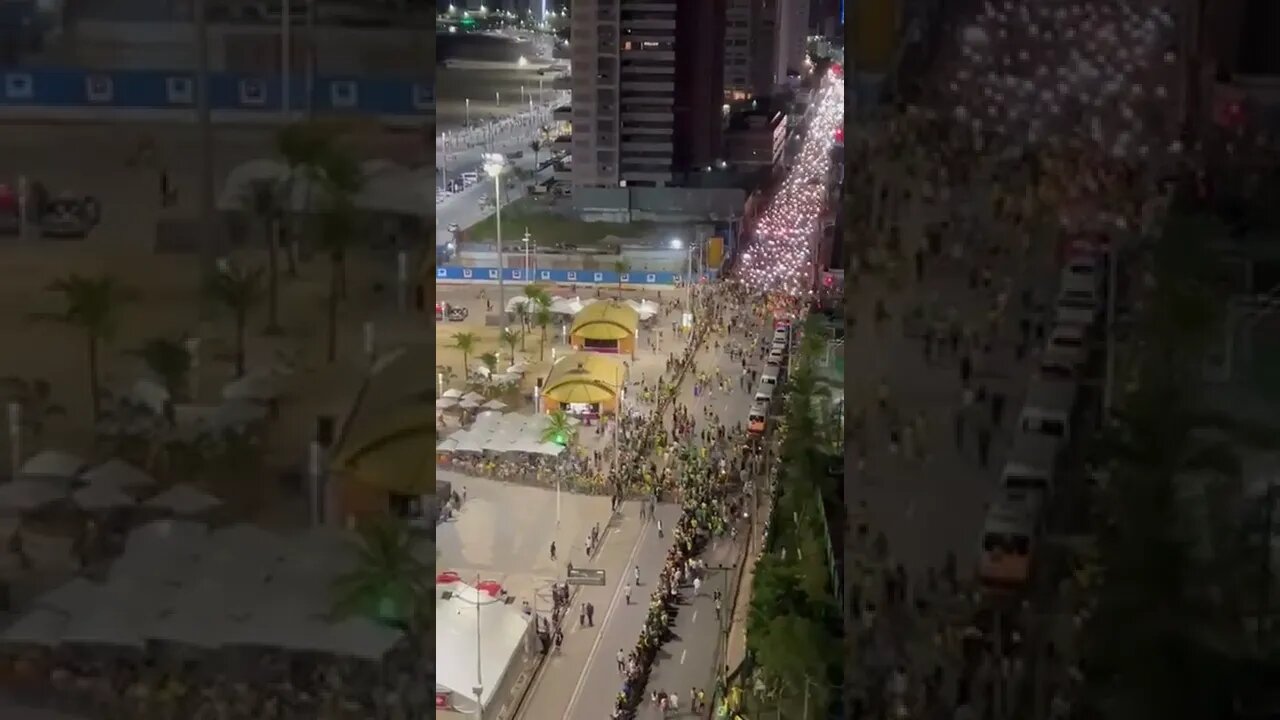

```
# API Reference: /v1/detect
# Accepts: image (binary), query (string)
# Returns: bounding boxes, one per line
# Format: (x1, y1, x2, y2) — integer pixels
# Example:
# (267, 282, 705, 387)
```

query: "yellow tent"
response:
(332, 404, 435, 496)
(569, 300, 639, 341)
(542, 353, 625, 406)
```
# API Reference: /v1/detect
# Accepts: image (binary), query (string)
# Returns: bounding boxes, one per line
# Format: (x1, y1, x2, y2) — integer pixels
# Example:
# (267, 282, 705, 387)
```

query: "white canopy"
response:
(442, 388, 464, 399)
(129, 378, 170, 415)
(35, 578, 97, 614)
(222, 370, 287, 401)
(19, 450, 86, 480)
(436, 437, 460, 452)
(482, 399, 508, 411)
(80, 458, 156, 489)
(436, 582, 532, 713)
(0, 608, 68, 648)
(72, 484, 137, 511)
(549, 297, 584, 315)
(0, 478, 69, 513)
(506, 363, 529, 374)
(626, 298, 661, 319)
(436, 397, 460, 409)
(505, 295, 535, 313)
(461, 392, 486, 403)
(145, 484, 224, 516)
(459, 398, 482, 410)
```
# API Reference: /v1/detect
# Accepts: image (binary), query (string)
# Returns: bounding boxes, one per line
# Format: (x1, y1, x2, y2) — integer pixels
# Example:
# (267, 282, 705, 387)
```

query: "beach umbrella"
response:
(442, 388, 464, 399)
(436, 398, 460, 409)
(482, 399, 508, 411)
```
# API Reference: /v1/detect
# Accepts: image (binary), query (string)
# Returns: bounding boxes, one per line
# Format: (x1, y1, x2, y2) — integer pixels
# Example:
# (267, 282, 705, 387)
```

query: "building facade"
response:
(725, 105, 787, 169)
(570, 0, 726, 189)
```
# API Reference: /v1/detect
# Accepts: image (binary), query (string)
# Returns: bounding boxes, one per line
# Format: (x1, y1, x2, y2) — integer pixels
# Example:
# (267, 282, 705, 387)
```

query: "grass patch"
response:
(465, 196, 653, 248)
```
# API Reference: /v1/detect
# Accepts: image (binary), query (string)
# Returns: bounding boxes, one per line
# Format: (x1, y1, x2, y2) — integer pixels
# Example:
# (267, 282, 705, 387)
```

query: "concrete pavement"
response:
(513, 502, 679, 720)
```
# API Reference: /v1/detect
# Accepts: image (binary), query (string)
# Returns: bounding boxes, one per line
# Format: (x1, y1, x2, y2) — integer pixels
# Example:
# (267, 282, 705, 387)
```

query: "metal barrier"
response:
(435, 265, 686, 286)
(0, 67, 429, 120)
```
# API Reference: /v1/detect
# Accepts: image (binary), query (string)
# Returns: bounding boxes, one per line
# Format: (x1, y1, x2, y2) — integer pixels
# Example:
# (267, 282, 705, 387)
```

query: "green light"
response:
(460, 16, 476, 28)
(553, 432, 567, 445)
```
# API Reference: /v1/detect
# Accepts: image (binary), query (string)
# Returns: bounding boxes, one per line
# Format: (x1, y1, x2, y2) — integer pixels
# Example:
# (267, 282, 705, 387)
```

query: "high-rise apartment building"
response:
(570, 0, 726, 188)
(776, 0, 809, 85)
(724, 0, 753, 100)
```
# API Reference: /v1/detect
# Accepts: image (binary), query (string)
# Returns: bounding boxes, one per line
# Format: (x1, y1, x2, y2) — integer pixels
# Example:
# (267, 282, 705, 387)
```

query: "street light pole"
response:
(484, 154, 509, 318)
(466, 97, 471, 127)
(474, 574, 484, 720)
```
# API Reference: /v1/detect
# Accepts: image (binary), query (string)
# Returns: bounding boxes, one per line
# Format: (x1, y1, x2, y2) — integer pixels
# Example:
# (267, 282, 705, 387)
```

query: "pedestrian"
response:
(657, 519, 664, 538)
(586, 602, 595, 626)
(693, 576, 702, 596)
(715, 597, 722, 620)
(553, 629, 563, 652)
(579, 603, 586, 627)
(549, 541, 556, 561)
(617, 649, 626, 673)
(624, 583, 632, 604)
(669, 691, 679, 713)
(634, 565, 641, 586)
(977, 426, 992, 467)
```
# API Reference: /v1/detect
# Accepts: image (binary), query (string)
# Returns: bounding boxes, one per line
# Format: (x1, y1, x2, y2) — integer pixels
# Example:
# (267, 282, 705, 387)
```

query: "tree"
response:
(317, 199, 357, 363)
(276, 121, 335, 276)
(540, 409, 576, 445)
(0, 377, 65, 442)
(331, 518, 431, 632)
(315, 141, 364, 302)
(534, 305, 553, 361)
(243, 178, 284, 332)
(513, 303, 530, 350)
(612, 259, 627, 298)
(479, 352, 498, 376)
(204, 263, 264, 378)
(32, 274, 131, 421)
(132, 337, 192, 401)
(529, 138, 541, 169)
(499, 327, 521, 361)
(451, 332, 478, 379)
(436, 364, 457, 392)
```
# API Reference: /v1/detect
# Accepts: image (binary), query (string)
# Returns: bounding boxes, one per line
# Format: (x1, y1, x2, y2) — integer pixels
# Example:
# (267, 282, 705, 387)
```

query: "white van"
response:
(753, 381, 775, 406)
(1018, 377, 1078, 440)
(1040, 323, 1090, 376)
(1055, 276, 1102, 326)
(1001, 431, 1061, 497)
(760, 370, 779, 389)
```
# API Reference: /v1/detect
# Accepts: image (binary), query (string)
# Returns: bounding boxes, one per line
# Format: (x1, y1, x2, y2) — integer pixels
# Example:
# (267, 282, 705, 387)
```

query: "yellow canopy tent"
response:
(542, 352, 625, 406)
(569, 300, 639, 341)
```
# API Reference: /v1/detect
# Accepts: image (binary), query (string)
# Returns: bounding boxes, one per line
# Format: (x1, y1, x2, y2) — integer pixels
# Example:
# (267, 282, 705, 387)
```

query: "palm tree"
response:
(276, 121, 334, 276)
(204, 263, 264, 378)
(529, 138, 541, 169)
(612, 259, 627, 298)
(32, 274, 130, 420)
(451, 332, 478, 379)
(132, 337, 192, 401)
(479, 352, 498, 376)
(499, 327, 521, 361)
(0, 377, 65, 443)
(540, 409, 576, 445)
(534, 306, 553, 361)
(243, 178, 285, 333)
(331, 518, 430, 631)
(513, 303, 530, 350)
(317, 199, 356, 363)
(315, 142, 364, 302)
(436, 364, 457, 392)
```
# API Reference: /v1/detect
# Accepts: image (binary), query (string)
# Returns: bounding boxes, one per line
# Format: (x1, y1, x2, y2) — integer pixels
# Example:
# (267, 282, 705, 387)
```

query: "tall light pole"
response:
(521, 228, 535, 277)
(281, 0, 291, 119)
(465, 97, 471, 127)
(671, 236, 694, 327)
(484, 154, 509, 317)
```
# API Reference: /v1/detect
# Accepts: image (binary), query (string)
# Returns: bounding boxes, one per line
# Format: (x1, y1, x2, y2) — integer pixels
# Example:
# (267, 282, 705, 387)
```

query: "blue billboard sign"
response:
(0, 68, 430, 118)
(436, 266, 684, 286)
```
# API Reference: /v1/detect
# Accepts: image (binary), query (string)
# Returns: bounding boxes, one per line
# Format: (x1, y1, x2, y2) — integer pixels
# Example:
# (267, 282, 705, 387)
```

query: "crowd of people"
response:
(0, 638, 429, 719)
(837, 1, 1195, 717)
(434, 93, 566, 158)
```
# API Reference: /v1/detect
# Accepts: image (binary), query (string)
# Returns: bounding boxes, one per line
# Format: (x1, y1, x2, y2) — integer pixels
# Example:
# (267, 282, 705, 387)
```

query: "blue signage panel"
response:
(436, 266, 682, 286)
(0, 68, 431, 118)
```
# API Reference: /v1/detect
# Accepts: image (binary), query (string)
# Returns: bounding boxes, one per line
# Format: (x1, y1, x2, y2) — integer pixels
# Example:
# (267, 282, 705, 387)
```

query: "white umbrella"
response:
(505, 295, 533, 313)
(19, 450, 86, 480)
(506, 363, 529, 374)
(482, 399, 508, 411)
(491, 373, 521, 384)
(476, 410, 504, 422)
(442, 388, 464, 399)
(0, 479, 69, 513)
(80, 458, 156, 489)
(436, 438, 459, 452)
(459, 398, 482, 410)
(221, 371, 286, 402)
(72, 484, 137, 511)
(436, 397, 460, 409)
(145, 483, 224, 516)
(130, 378, 170, 415)
(461, 391, 485, 403)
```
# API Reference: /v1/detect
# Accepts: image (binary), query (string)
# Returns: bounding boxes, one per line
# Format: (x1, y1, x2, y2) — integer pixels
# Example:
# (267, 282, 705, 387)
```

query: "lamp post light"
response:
(483, 153, 509, 317)
(465, 97, 471, 127)
(521, 229, 536, 278)
(670, 236, 694, 328)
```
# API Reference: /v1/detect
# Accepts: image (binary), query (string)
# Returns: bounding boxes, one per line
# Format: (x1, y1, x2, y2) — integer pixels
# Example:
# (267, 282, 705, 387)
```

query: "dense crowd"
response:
(435, 94, 566, 157)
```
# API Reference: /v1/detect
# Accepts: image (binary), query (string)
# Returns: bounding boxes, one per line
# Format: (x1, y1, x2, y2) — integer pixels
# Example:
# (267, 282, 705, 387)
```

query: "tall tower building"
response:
(776, 0, 810, 85)
(570, 0, 726, 188)
(724, 0, 753, 100)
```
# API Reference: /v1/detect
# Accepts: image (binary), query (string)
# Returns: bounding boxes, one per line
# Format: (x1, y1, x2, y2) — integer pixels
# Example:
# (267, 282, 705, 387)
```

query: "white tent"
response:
(72, 484, 137, 511)
(437, 397, 460, 409)
(34, 577, 96, 614)
(0, 608, 68, 648)
(482, 399, 508, 411)
(461, 392, 486, 404)
(459, 398, 482, 410)
(80, 458, 156, 489)
(505, 295, 534, 313)
(442, 389, 464, 399)
(145, 484, 224, 516)
(125, 519, 208, 555)
(323, 616, 405, 660)
(436, 582, 532, 714)
(129, 378, 170, 415)
(0, 478, 68, 513)
(19, 450, 86, 480)
(222, 370, 287, 401)
(549, 297, 583, 315)
(626, 298, 661, 319)
(436, 437, 459, 453)
(59, 596, 144, 650)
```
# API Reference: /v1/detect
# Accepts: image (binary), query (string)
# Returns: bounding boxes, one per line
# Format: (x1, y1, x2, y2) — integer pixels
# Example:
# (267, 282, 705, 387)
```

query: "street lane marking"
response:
(562, 512, 653, 720)
(680, 649, 687, 665)
(692, 610, 698, 624)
